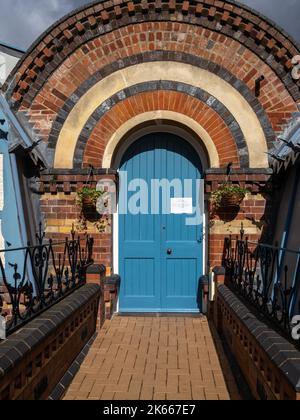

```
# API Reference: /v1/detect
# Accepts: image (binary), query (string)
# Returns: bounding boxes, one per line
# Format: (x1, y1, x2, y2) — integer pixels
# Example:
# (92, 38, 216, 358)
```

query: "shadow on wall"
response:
(219, 185, 277, 268)
(220, 161, 300, 327)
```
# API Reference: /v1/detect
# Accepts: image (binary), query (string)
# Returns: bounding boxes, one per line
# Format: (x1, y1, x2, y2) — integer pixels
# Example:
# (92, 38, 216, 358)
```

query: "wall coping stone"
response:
(104, 275, 121, 288)
(87, 264, 106, 275)
(213, 266, 226, 275)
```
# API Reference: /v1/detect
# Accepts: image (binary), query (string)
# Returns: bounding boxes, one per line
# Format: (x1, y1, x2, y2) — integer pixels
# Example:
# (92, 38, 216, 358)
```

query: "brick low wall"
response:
(0, 284, 101, 400)
(213, 285, 300, 400)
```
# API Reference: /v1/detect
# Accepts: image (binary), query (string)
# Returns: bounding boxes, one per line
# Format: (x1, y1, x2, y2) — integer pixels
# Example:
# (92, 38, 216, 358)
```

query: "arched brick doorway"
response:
(109, 120, 208, 313)
(4, 0, 300, 274)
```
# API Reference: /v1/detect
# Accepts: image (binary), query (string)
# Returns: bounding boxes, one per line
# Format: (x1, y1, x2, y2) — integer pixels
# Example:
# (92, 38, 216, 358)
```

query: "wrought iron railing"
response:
(0, 225, 94, 336)
(224, 229, 300, 345)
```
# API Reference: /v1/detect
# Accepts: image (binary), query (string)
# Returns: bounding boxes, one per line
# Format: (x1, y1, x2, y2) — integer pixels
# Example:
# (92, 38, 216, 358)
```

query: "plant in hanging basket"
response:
(76, 186, 105, 212)
(211, 183, 248, 211)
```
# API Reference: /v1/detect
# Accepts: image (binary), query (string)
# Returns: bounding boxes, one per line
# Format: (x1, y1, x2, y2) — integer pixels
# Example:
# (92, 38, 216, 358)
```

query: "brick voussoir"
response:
(77, 81, 246, 168)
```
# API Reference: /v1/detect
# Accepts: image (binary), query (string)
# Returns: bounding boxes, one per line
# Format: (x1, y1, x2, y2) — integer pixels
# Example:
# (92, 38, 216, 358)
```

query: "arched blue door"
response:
(119, 133, 203, 313)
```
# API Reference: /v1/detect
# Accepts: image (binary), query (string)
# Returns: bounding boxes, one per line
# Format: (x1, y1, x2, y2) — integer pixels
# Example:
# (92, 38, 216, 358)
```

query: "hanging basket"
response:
(211, 183, 248, 211)
(220, 191, 246, 208)
(77, 166, 98, 213)
(81, 196, 97, 212)
(77, 186, 104, 215)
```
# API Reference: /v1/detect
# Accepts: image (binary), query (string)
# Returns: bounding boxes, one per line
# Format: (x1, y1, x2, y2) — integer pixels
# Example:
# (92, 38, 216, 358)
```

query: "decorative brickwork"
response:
(81, 87, 242, 168)
(5, 1, 300, 107)
(215, 285, 300, 400)
(44, 50, 276, 158)
(0, 284, 101, 400)
(3, 2, 299, 166)
(2, 2, 299, 401)
(39, 169, 118, 194)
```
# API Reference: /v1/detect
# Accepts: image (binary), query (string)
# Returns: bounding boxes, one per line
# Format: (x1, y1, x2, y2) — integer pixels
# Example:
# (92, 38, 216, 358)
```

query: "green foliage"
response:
(211, 183, 248, 210)
(76, 186, 105, 207)
(75, 186, 110, 235)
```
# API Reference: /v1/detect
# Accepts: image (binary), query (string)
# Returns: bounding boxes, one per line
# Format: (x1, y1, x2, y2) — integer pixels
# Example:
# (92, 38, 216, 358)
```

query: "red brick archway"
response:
(7, 0, 298, 270)
(4, 1, 300, 168)
(82, 90, 240, 168)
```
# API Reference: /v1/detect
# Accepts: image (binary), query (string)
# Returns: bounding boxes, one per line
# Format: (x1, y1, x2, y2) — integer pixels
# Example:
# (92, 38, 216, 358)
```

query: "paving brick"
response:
(63, 316, 240, 400)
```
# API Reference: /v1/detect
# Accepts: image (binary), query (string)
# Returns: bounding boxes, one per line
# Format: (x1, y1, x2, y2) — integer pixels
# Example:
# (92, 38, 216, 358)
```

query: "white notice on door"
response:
(171, 198, 193, 214)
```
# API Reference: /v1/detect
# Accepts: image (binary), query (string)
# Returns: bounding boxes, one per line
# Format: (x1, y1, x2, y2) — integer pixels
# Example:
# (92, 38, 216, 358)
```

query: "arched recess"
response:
(113, 124, 208, 294)
(103, 112, 219, 169)
(53, 61, 269, 169)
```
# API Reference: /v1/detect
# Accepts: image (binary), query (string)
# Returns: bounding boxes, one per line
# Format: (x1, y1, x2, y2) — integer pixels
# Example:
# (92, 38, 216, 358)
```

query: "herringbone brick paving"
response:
(63, 316, 240, 400)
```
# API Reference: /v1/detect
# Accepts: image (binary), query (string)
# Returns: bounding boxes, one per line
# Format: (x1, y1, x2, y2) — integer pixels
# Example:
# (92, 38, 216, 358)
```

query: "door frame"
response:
(112, 124, 209, 313)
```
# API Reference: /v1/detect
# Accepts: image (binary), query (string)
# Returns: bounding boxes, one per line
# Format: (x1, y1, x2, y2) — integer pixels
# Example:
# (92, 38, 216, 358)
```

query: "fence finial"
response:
(240, 222, 245, 240)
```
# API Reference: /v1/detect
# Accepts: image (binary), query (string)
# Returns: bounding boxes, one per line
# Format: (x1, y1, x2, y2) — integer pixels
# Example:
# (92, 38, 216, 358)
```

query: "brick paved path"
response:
(63, 316, 240, 400)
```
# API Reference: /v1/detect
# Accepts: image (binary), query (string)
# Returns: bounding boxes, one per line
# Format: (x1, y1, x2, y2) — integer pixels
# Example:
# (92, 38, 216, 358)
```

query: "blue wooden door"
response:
(119, 133, 203, 313)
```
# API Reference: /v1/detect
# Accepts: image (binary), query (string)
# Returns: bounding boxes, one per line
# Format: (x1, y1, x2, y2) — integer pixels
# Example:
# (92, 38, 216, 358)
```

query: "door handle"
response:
(167, 249, 173, 255)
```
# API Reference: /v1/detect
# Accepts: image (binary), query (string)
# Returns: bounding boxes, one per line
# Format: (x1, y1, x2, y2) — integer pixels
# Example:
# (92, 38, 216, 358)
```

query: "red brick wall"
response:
(40, 195, 112, 264)
(40, 172, 117, 269)
(206, 170, 273, 267)
(4, 2, 299, 147)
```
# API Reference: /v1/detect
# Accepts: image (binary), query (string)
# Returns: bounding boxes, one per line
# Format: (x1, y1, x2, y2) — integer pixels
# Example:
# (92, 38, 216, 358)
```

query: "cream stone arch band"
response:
(102, 111, 219, 169)
(53, 61, 269, 169)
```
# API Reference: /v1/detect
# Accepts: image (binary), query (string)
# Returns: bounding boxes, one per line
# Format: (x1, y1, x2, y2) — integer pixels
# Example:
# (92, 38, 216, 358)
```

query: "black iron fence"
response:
(224, 229, 300, 345)
(0, 225, 94, 336)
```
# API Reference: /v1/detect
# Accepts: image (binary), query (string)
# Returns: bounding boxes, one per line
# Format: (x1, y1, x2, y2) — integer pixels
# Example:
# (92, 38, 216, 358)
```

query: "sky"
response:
(0, 0, 299, 51)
